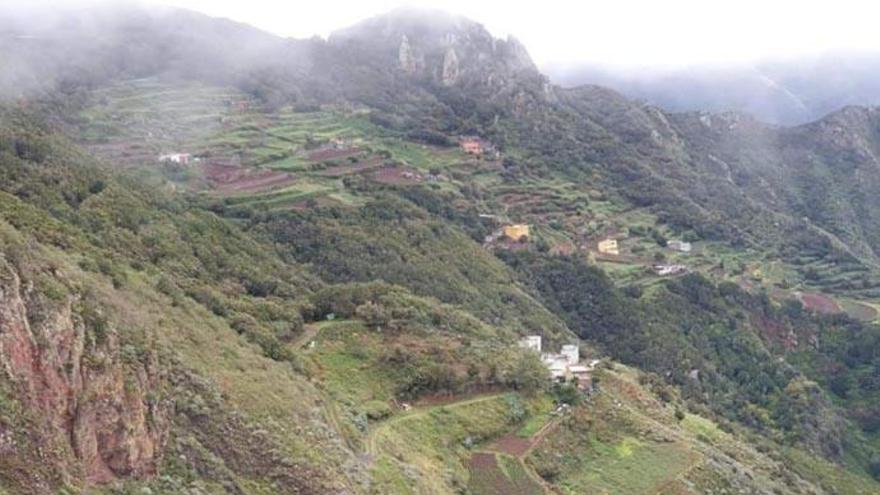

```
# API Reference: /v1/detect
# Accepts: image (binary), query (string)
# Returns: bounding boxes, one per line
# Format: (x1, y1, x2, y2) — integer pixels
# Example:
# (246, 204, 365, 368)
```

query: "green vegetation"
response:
(3, 7, 880, 493)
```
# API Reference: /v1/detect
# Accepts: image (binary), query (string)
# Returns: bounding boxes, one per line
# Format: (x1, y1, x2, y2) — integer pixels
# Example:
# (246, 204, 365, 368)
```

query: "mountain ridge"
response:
(0, 5, 879, 494)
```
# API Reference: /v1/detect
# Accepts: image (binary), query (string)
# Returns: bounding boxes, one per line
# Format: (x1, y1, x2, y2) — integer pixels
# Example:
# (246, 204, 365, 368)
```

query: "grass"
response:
(368, 393, 523, 494)
(468, 453, 543, 495)
(554, 436, 694, 495)
(680, 414, 727, 444)
(517, 394, 554, 438)
(307, 321, 396, 407)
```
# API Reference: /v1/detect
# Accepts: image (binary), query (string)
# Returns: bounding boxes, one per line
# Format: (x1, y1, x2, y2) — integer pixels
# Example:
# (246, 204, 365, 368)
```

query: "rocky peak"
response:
(442, 47, 460, 85)
(330, 8, 539, 86)
(398, 34, 419, 73)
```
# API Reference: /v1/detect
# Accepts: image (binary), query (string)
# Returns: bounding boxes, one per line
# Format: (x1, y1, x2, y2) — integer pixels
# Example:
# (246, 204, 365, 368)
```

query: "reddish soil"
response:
(203, 163, 297, 194)
(307, 147, 361, 162)
(468, 453, 537, 495)
(487, 435, 532, 457)
(800, 292, 841, 314)
(469, 452, 498, 469)
(751, 314, 798, 350)
(370, 166, 424, 185)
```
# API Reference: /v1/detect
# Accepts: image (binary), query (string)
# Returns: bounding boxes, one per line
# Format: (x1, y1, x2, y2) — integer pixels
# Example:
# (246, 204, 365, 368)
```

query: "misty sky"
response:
(20, 0, 880, 69)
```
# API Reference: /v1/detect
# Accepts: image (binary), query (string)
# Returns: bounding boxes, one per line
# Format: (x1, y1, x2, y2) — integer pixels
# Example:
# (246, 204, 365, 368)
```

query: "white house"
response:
(560, 344, 579, 365)
(653, 264, 687, 276)
(519, 335, 542, 353)
(668, 240, 692, 253)
(539, 343, 582, 380)
(158, 153, 192, 165)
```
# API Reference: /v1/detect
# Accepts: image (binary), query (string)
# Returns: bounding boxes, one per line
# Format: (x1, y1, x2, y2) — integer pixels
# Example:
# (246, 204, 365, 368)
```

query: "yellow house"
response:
(597, 238, 619, 255)
(503, 224, 530, 241)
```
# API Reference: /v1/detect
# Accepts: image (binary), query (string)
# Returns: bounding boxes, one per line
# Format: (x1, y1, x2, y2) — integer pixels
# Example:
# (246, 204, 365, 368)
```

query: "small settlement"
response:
(519, 335, 598, 392)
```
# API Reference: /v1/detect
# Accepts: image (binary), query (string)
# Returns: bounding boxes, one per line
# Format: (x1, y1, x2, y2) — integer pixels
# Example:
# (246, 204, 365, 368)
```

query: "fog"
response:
(22, 0, 880, 69)
(6, 0, 880, 124)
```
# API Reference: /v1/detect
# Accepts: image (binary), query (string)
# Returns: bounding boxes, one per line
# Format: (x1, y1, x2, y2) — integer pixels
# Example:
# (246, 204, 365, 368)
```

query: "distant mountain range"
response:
(545, 53, 880, 125)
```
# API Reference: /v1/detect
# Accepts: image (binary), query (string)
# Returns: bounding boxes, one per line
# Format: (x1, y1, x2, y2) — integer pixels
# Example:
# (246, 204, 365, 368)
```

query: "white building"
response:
(540, 343, 582, 380)
(653, 264, 687, 276)
(158, 153, 192, 165)
(519, 335, 542, 353)
(560, 344, 579, 365)
(668, 240, 692, 253)
(541, 354, 570, 379)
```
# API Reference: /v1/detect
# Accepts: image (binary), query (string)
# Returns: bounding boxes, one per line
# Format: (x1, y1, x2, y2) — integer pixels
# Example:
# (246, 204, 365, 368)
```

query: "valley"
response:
(0, 4, 879, 495)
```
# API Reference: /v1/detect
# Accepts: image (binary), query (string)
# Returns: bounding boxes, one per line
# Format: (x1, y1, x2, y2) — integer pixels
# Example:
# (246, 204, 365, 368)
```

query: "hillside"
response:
(0, 5, 879, 495)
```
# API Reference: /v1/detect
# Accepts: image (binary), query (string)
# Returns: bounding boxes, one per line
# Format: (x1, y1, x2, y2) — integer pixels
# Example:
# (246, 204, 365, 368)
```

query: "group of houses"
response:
(596, 237, 692, 257)
(519, 335, 598, 392)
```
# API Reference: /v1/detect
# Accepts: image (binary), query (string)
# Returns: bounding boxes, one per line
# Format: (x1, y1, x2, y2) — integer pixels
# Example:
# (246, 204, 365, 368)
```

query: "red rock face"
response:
(0, 262, 169, 488)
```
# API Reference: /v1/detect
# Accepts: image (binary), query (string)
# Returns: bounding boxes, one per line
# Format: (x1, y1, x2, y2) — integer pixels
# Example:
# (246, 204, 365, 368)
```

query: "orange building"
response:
(503, 224, 530, 241)
(459, 137, 484, 155)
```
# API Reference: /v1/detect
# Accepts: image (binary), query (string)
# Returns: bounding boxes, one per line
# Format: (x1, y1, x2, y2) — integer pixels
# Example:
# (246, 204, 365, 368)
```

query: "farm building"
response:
(503, 224, 530, 241)
(540, 343, 582, 380)
(518, 335, 542, 353)
(158, 153, 192, 165)
(567, 365, 593, 390)
(653, 264, 687, 276)
(597, 238, 619, 255)
(560, 344, 579, 365)
(459, 136, 484, 154)
(668, 240, 692, 253)
(459, 136, 498, 156)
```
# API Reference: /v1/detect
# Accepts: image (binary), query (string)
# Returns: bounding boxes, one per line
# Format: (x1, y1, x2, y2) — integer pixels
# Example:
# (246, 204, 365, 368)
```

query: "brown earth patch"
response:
(800, 292, 841, 314)
(203, 163, 297, 194)
(487, 435, 532, 457)
(370, 166, 424, 185)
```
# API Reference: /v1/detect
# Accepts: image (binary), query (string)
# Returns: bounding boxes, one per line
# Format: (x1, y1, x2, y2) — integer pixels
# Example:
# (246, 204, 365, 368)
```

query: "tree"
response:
(355, 301, 390, 330)
(501, 350, 549, 395)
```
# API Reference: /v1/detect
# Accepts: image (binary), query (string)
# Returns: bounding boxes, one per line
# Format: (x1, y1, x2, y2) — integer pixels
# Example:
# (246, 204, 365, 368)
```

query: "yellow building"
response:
(503, 224, 530, 241)
(597, 238, 619, 255)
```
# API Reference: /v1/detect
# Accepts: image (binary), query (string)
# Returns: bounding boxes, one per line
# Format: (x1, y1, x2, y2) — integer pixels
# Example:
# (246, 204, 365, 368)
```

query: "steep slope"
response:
(2, 6, 880, 493)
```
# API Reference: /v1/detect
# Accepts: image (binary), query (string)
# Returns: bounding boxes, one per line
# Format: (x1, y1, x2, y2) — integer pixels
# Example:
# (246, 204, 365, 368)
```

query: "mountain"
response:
(0, 5, 879, 494)
(545, 53, 880, 125)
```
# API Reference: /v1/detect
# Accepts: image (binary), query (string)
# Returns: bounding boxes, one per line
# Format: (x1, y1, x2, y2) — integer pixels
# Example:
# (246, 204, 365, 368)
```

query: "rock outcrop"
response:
(398, 34, 418, 73)
(441, 47, 459, 86)
(0, 260, 169, 490)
